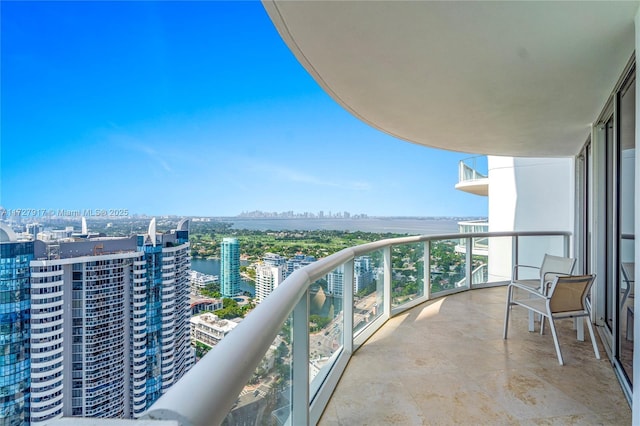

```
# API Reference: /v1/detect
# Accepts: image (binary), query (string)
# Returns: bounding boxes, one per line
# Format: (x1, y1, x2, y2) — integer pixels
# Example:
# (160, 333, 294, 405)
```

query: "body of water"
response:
(191, 258, 254, 296)
(216, 217, 463, 235)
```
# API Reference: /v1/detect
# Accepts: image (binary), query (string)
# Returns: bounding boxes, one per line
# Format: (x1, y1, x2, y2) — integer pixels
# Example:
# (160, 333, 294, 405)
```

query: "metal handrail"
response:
(144, 230, 571, 425)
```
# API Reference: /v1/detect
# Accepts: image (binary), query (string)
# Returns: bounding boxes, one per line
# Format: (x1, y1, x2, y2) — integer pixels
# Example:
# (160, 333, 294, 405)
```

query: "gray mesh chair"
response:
(511, 254, 576, 331)
(504, 274, 600, 365)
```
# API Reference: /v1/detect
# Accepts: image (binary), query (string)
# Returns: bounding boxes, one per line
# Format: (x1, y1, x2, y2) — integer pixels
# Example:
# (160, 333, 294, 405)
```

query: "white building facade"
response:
(190, 313, 238, 348)
(255, 263, 285, 303)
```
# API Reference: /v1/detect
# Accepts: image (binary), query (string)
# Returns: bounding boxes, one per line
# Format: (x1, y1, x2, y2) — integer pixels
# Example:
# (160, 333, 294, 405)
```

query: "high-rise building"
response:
(133, 218, 193, 417)
(220, 238, 240, 298)
(0, 219, 194, 425)
(255, 263, 285, 303)
(263, 253, 286, 267)
(32, 248, 143, 421)
(0, 224, 34, 424)
(285, 254, 316, 277)
(354, 256, 373, 294)
(326, 256, 373, 297)
(25, 223, 42, 240)
(327, 266, 344, 296)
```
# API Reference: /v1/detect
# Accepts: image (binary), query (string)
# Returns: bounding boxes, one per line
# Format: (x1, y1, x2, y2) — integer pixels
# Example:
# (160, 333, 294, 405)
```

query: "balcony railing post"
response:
(424, 241, 431, 299)
(513, 235, 519, 279)
(292, 289, 310, 425)
(466, 237, 473, 288)
(383, 246, 392, 319)
(344, 259, 354, 354)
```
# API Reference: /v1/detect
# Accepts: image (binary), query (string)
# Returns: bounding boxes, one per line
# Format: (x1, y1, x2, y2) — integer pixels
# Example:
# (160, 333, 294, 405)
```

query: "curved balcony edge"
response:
(144, 230, 571, 426)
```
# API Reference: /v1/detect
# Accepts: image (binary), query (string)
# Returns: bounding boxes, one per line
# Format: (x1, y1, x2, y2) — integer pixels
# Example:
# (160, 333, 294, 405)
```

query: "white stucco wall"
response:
(487, 156, 574, 281)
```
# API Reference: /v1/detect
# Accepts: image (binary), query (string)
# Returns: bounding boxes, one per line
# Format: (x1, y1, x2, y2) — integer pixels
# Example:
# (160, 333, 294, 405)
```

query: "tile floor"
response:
(319, 286, 631, 425)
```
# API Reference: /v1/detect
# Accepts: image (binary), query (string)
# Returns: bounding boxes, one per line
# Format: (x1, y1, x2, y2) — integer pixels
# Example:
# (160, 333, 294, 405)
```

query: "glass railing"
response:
(90, 231, 571, 426)
(221, 316, 292, 425)
(456, 220, 489, 256)
(458, 156, 488, 183)
(391, 242, 424, 308)
(353, 251, 384, 336)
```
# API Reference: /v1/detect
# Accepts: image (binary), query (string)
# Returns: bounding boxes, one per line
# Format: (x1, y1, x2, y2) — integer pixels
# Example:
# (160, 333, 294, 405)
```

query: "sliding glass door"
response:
(597, 70, 635, 392)
(617, 74, 635, 385)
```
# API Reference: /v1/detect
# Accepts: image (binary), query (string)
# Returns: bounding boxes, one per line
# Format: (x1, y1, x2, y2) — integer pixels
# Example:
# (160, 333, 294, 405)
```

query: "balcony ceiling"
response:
(263, 1, 638, 157)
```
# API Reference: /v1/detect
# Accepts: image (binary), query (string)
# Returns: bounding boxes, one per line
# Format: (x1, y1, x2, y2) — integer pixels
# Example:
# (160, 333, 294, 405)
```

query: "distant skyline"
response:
(2, 1, 487, 218)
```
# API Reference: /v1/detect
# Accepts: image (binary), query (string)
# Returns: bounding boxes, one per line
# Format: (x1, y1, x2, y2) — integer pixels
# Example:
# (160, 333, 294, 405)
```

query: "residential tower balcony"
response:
(48, 231, 630, 425)
(50, 231, 617, 426)
(454, 157, 489, 196)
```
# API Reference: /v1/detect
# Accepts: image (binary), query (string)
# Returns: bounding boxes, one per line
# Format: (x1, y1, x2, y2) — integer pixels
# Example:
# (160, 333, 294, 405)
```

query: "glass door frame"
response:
(589, 58, 635, 403)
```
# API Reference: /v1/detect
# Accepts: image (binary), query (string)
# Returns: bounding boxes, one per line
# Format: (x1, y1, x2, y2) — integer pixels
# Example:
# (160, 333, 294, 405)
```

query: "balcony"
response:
(455, 156, 489, 196)
(319, 287, 629, 424)
(52, 231, 630, 425)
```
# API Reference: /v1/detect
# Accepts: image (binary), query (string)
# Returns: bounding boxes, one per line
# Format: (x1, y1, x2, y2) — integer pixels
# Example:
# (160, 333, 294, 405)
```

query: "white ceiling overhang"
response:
(263, 1, 638, 157)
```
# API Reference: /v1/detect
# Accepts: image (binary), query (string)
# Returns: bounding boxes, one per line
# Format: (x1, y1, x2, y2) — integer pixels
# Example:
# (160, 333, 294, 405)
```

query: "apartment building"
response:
(0, 219, 194, 424)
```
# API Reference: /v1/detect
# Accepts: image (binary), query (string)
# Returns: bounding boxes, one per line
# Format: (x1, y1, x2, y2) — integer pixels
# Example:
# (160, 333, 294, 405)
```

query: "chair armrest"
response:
(541, 271, 572, 292)
(543, 271, 571, 283)
(508, 281, 549, 299)
(512, 264, 541, 281)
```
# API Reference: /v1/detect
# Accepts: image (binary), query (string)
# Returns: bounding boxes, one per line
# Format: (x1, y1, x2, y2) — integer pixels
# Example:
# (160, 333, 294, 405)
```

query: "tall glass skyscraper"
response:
(0, 224, 33, 425)
(0, 219, 194, 425)
(220, 237, 240, 297)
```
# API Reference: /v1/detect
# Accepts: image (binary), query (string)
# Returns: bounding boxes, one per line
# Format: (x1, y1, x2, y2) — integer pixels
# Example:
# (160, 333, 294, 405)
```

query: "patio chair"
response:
(621, 262, 634, 308)
(511, 254, 576, 331)
(503, 274, 600, 365)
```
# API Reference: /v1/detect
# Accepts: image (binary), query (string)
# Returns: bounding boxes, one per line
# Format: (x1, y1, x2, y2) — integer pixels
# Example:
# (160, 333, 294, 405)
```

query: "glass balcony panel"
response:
(471, 253, 489, 286)
(479, 236, 513, 284)
(458, 156, 488, 182)
(391, 243, 424, 308)
(309, 274, 344, 398)
(222, 314, 293, 426)
(430, 239, 466, 295)
(471, 235, 503, 286)
(516, 236, 567, 278)
(354, 251, 384, 336)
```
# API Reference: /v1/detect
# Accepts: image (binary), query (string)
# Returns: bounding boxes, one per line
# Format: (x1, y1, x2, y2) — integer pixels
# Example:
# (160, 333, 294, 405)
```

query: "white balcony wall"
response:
(487, 156, 574, 281)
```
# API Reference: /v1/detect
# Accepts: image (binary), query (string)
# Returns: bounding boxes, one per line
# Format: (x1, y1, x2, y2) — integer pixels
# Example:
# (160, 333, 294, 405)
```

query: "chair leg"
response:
(504, 285, 513, 339)
(547, 316, 564, 365)
(576, 318, 584, 341)
(529, 310, 535, 332)
(585, 317, 601, 360)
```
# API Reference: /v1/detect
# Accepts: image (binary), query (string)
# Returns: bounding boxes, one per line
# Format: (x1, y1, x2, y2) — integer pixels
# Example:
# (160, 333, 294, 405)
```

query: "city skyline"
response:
(2, 1, 487, 218)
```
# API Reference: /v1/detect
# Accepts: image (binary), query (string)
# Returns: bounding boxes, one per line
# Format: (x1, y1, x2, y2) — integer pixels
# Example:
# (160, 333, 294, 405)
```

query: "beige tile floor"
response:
(319, 286, 631, 425)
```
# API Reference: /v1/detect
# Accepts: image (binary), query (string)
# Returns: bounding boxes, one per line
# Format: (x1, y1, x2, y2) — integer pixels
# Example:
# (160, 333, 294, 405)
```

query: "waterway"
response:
(217, 217, 462, 235)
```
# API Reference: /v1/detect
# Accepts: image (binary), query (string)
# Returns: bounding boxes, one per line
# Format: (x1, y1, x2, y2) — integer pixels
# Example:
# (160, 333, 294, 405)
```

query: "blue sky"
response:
(1, 1, 487, 218)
